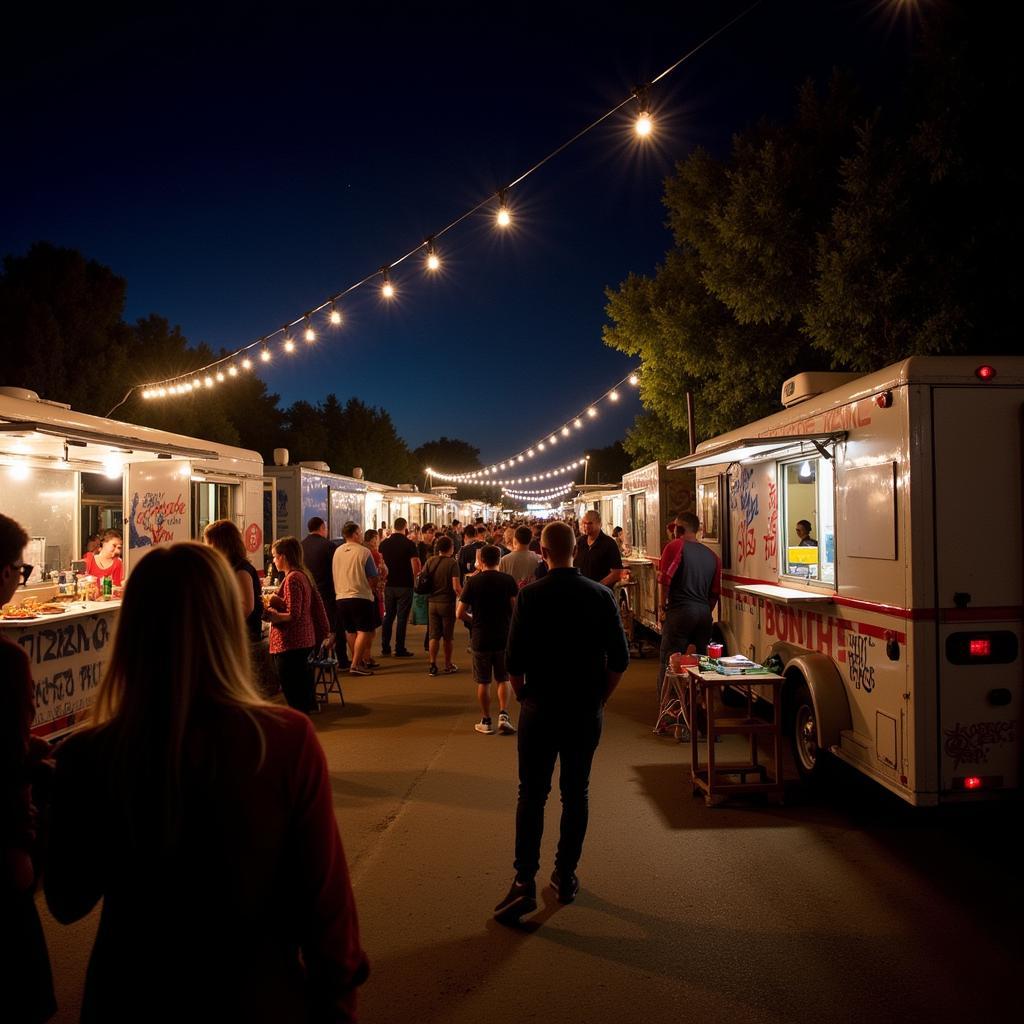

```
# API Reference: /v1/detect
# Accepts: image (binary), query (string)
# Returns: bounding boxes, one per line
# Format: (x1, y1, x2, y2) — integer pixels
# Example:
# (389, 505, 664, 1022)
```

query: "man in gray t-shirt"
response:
(499, 526, 542, 588)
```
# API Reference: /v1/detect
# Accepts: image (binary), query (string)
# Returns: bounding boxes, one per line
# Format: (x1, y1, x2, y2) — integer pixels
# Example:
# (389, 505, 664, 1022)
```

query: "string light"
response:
(260, 345, 271, 363)
(125, 2, 759, 408)
(228, 366, 238, 377)
(282, 325, 295, 353)
(609, 390, 619, 402)
(304, 315, 316, 343)
(503, 482, 574, 500)
(427, 457, 586, 486)
(629, 373, 639, 386)
(425, 237, 441, 272)
(495, 190, 511, 228)
(242, 358, 252, 370)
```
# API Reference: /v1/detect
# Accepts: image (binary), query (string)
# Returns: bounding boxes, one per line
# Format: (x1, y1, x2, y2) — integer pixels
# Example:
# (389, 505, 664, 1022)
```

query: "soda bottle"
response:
(102, 576, 113, 597)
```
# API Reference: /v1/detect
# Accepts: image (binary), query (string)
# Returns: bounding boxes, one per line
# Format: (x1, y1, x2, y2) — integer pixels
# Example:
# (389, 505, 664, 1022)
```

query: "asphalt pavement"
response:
(38, 624, 1020, 1022)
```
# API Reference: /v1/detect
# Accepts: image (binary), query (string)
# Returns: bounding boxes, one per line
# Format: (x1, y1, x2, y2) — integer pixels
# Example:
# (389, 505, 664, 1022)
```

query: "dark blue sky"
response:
(1, 2, 915, 465)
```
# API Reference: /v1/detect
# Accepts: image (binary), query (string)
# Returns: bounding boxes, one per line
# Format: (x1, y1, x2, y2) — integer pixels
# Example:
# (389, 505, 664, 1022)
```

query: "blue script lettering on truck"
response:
(730, 467, 759, 564)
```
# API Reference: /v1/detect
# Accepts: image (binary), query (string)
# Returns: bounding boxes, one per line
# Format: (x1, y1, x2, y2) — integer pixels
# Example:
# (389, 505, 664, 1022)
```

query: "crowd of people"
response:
(2, 498, 723, 1020)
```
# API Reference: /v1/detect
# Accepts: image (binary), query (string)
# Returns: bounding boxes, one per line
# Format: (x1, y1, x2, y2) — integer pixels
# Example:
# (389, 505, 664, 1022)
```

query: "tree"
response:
(583, 440, 632, 483)
(0, 242, 133, 415)
(605, 6, 1019, 451)
(414, 437, 482, 477)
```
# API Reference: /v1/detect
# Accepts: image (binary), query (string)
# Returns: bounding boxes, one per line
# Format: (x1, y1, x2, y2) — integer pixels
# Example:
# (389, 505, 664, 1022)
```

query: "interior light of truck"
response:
(969, 638, 992, 657)
(963, 776, 982, 790)
(975, 364, 996, 381)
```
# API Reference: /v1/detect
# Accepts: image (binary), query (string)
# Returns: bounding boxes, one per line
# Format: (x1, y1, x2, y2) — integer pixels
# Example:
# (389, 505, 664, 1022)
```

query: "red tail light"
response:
(975, 365, 996, 381)
(963, 776, 983, 790)
(969, 638, 992, 657)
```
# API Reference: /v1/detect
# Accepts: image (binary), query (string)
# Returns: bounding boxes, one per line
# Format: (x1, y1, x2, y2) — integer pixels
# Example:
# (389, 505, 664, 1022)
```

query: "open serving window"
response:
(780, 455, 835, 584)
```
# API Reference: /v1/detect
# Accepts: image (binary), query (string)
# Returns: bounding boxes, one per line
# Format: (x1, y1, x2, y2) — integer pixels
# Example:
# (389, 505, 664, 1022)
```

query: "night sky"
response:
(1, 2, 915, 466)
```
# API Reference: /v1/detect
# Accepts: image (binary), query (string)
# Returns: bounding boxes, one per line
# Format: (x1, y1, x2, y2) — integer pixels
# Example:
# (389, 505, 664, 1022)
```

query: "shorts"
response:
(472, 649, 508, 684)
(428, 600, 455, 641)
(336, 597, 378, 634)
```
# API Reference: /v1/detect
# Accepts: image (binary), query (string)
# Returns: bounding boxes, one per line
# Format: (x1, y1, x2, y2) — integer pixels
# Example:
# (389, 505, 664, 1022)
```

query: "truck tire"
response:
(789, 678, 827, 786)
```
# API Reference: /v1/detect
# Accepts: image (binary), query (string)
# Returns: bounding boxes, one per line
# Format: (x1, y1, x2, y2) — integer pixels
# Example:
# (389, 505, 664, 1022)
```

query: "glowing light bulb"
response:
(561, 427, 570, 437)
(204, 377, 214, 388)
(193, 378, 201, 389)
(304, 326, 316, 343)
(329, 304, 342, 325)
(496, 207, 511, 228)
(158, 387, 167, 397)
(261, 350, 271, 363)
(517, 455, 524, 463)
(538, 443, 546, 451)
(527, 449, 534, 458)
(587, 407, 597, 418)
(242, 358, 252, 370)
(635, 112, 653, 137)
(228, 366, 238, 377)
(382, 281, 395, 299)
(142, 390, 152, 400)
(549, 435, 557, 445)
(610, 390, 620, 402)
(629, 373, 639, 386)
(574, 419, 583, 429)
(216, 371, 225, 382)
(284, 338, 295, 353)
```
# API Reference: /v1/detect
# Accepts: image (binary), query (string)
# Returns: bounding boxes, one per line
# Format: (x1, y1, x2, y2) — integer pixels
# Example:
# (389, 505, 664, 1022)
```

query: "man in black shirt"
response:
(301, 517, 338, 633)
(378, 517, 421, 657)
(456, 544, 518, 736)
(493, 521, 629, 925)
(458, 524, 484, 581)
(573, 510, 623, 588)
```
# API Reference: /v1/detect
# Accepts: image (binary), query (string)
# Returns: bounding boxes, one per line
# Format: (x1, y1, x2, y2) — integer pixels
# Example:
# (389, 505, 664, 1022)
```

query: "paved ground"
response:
(40, 624, 1020, 1021)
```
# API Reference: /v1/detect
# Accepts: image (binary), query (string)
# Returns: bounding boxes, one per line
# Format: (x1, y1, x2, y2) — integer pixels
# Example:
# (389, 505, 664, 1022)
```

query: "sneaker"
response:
(361, 659, 381, 670)
(349, 666, 373, 677)
(394, 649, 415, 658)
(380, 647, 392, 656)
(498, 711, 516, 735)
(493, 877, 537, 924)
(550, 869, 579, 905)
(428, 663, 439, 677)
(475, 718, 495, 734)
(442, 664, 458, 674)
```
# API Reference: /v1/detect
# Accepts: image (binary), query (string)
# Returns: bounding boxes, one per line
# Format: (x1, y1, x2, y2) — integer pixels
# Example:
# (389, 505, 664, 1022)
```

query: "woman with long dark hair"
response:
(45, 543, 368, 1021)
(266, 536, 333, 713)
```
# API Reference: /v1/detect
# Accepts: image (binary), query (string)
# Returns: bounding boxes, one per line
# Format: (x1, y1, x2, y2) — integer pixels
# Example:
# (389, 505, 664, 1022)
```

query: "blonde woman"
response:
(44, 543, 367, 1021)
(266, 536, 333, 713)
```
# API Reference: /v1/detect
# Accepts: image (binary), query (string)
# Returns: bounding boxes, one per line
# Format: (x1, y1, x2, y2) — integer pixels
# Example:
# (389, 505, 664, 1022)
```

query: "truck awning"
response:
(667, 431, 847, 470)
(0, 421, 219, 461)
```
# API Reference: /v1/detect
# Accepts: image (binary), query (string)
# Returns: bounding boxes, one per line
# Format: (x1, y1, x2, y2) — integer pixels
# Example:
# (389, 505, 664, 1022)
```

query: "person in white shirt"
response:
(332, 522, 380, 677)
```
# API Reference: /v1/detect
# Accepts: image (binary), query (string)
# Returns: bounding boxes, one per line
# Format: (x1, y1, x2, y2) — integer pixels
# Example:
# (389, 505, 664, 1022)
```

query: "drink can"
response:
(707, 642, 724, 659)
(102, 576, 113, 597)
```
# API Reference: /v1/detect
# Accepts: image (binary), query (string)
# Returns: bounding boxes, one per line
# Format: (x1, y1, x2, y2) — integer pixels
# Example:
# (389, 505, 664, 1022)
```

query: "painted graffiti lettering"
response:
(848, 634, 876, 692)
(734, 468, 759, 565)
(18, 616, 111, 667)
(78, 661, 104, 693)
(132, 489, 186, 546)
(35, 669, 75, 707)
(758, 401, 873, 439)
(763, 481, 778, 563)
(943, 721, 1016, 770)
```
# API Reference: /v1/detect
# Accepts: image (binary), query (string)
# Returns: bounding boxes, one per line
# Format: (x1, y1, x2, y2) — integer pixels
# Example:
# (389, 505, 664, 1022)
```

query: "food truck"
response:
(668, 356, 1023, 806)
(0, 386, 265, 739)
(265, 461, 449, 546)
(619, 461, 696, 637)
(574, 485, 624, 534)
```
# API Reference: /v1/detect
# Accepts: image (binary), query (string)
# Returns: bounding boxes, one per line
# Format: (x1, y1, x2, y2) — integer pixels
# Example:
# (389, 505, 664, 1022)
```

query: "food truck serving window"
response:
(780, 456, 835, 584)
(192, 482, 234, 536)
(629, 493, 646, 553)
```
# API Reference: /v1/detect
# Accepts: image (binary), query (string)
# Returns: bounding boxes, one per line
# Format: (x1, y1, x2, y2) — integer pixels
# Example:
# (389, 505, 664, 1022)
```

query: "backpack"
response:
(414, 556, 438, 596)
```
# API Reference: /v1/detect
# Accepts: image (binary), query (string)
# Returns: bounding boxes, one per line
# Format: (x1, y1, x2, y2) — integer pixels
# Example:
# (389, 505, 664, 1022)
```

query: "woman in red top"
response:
(362, 529, 386, 669)
(83, 528, 124, 587)
(45, 542, 367, 1022)
(266, 536, 333, 714)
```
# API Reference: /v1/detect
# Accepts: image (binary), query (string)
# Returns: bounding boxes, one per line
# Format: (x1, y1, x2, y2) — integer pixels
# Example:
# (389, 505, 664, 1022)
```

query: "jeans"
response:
(381, 587, 413, 651)
(659, 602, 713, 691)
(514, 702, 603, 880)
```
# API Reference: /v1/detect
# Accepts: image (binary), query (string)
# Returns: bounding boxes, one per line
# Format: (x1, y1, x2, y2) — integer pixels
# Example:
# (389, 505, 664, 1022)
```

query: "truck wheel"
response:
(790, 680, 825, 785)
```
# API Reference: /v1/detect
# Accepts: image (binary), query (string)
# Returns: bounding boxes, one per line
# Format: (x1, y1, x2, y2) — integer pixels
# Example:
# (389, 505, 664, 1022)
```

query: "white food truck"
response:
(574, 485, 624, 535)
(0, 386, 265, 738)
(668, 357, 1022, 805)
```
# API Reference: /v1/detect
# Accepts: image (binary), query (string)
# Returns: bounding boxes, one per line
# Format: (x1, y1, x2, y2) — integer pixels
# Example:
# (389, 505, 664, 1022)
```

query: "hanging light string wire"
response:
(118, 1, 763, 411)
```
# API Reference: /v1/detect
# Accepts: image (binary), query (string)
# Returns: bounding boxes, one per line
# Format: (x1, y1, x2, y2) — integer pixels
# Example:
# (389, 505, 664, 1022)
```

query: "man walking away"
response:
(494, 522, 629, 924)
(332, 522, 380, 677)
(301, 518, 339, 630)
(456, 545, 518, 735)
(379, 517, 421, 657)
(574, 510, 623, 589)
(498, 526, 542, 589)
(657, 512, 721, 692)
(458, 525, 483, 582)
(425, 535, 461, 676)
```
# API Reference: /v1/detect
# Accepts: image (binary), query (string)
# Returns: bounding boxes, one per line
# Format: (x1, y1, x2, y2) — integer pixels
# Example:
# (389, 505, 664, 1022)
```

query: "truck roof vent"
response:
(781, 372, 862, 408)
(298, 461, 331, 472)
(0, 386, 72, 410)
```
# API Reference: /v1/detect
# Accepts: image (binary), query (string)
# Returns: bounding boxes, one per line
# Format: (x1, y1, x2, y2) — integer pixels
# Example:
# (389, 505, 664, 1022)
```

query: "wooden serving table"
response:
(685, 667, 785, 807)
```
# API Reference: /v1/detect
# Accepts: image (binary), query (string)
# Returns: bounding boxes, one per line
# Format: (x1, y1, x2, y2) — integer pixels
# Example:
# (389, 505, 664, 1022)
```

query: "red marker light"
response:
(975, 365, 996, 381)
(969, 638, 992, 657)
(963, 776, 983, 790)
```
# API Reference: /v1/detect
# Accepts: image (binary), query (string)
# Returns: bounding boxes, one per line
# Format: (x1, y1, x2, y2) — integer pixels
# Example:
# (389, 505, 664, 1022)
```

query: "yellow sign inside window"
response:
(787, 546, 819, 565)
